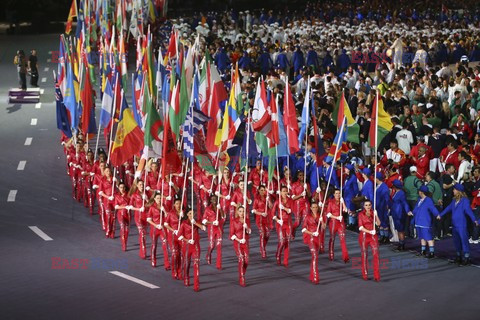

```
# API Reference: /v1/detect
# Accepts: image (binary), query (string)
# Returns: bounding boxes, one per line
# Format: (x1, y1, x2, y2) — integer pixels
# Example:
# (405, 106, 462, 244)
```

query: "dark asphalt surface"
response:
(0, 34, 479, 320)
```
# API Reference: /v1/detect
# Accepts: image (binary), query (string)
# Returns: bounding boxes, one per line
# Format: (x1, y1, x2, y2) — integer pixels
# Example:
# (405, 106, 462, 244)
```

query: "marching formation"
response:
(56, 0, 480, 292)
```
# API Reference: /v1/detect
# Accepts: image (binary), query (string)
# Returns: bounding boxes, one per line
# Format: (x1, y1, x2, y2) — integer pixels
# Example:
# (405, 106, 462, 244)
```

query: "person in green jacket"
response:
(404, 166, 423, 238)
(426, 171, 443, 240)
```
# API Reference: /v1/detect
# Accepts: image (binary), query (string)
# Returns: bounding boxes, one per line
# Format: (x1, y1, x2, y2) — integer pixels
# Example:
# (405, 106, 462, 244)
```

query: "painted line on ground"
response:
(17, 161, 26, 171)
(35, 102, 41, 109)
(31, 118, 37, 125)
(40, 89, 44, 94)
(109, 271, 160, 289)
(25, 137, 33, 145)
(44, 67, 49, 72)
(7, 190, 17, 202)
(47, 58, 51, 63)
(41, 77, 47, 83)
(28, 226, 53, 241)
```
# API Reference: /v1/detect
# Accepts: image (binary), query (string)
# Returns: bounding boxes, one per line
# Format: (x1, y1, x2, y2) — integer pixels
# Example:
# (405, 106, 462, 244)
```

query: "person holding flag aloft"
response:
(252, 185, 273, 258)
(114, 181, 131, 252)
(358, 200, 381, 281)
(343, 163, 359, 230)
(301, 200, 325, 284)
(291, 171, 311, 239)
(390, 179, 411, 251)
(147, 192, 171, 270)
(163, 198, 184, 280)
(375, 172, 391, 244)
(272, 185, 295, 267)
(98, 166, 117, 239)
(325, 188, 350, 263)
(230, 206, 251, 287)
(202, 195, 225, 270)
(230, 180, 252, 222)
(129, 180, 149, 259)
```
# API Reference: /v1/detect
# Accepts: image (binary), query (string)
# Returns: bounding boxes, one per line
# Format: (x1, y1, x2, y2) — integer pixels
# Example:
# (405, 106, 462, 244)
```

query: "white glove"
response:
(145, 186, 151, 191)
(247, 181, 252, 185)
(226, 195, 231, 200)
(169, 181, 174, 187)
(340, 198, 344, 204)
(316, 187, 321, 193)
(276, 190, 280, 195)
(248, 199, 252, 205)
(92, 185, 99, 189)
(326, 213, 332, 218)
(188, 239, 194, 245)
(173, 230, 178, 235)
(215, 190, 220, 196)
(134, 171, 141, 179)
(178, 235, 184, 241)
(166, 196, 171, 201)
(90, 172, 95, 176)
(318, 202, 323, 207)
(303, 184, 308, 190)
(213, 220, 219, 226)
(268, 189, 274, 194)
(202, 219, 207, 225)
(301, 191, 306, 197)
(140, 207, 145, 212)
(199, 185, 204, 190)
(370, 230, 376, 236)
(112, 177, 117, 182)
(208, 189, 212, 195)
(160, 206, 165, 212)
(126, 205, 133, 210)
(337, 215, 343, 222)
(287, 184, 292, 190)
(81, 171, 85, 175)
(114, 205, 120, 209)
(277, 219, 284, 226)
(155, 224, 162, 230)
(262, 212, 267, 217)
(301, 228, 307, 233)
(142, 194, 148, 200)
(216, 203, 221, 209)
(98, 191, 104, 196)
(125, 170, 130, 174)
(179, 172, 184, 177)
(239, 239, 246, 244)
(313, 231, 319, 237)
(108, 196, 114, 201)
(191, 219, 196, 225)
(231, 235, 237, 241)
(243, 223, 248, 229)
(279, 204, 285, 210)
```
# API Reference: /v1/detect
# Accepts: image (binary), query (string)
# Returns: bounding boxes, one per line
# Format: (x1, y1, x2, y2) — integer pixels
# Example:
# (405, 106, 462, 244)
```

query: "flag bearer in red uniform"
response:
(357, 200, 381, 281)
(325, 189, 350, 263)
(230, 206, 251, 287)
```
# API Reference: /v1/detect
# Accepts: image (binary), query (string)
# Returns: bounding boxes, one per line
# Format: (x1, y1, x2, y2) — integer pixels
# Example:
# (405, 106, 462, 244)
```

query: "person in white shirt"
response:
(457, 151, 473, 183)
(396, 123, 414, 155)
(390, 36, 404, 69)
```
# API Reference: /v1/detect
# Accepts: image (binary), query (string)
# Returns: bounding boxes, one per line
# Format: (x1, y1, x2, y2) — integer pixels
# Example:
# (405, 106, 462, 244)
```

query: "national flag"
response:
(80, 67, 96, 137)
(166, 27, 177, 59)
(369, 92, 393, 148)
(119, 29, 128, 90)
(63, 57, 78, 130)
(57, 36, 67, 95)
(267, 91, 280, 147)
(144, 82, 163, 149)
(251, 79, 270, 135)
(110, 107, 145, 167)
(100, 79, 114, 127)
(298, 77, 310, 146)
(283, 78, 299, 154)
(332, 92, 360, 144)
(55, 77, 72, 138)
(327, 118, 349, 162)
(65, 0, 78, 34)
(183, 106, 194, 162)
(311, 95, 323, 166)
(161, 116, 182, 176)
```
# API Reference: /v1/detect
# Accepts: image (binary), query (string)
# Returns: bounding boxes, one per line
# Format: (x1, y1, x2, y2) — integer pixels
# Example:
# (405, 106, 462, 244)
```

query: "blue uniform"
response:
(361, 179, 374, 202)
(215, 49, 230, 74)
(307, 164, 322, 193)
(322, 165, 339, 189)
(275, 52, 289, 71)
(306, 49, 318, 70)
(343, 174, 359, 211)
(390, 190, 410, 232)
(412, 197, 439, 241)
(375, 182, 390, 228)
(439, 198, 476, 255)
(292, 49, 304, 73)
(238, 54, 253, 70)
(258, 52, 273, 75)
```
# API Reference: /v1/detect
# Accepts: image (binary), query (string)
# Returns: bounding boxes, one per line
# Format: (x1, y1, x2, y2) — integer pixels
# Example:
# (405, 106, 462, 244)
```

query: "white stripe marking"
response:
(28, 226, 53, 241)
(44, 67, 49, 72)
(109, 271, 160, 289)
(31, 118, 37, 125)
(7, 190, 17, 202)
(35, 102, 42, 109)
(17, 161, 26, 170)
(40, 89, 44, 95)
(47, 59, 51, 63)
(48, 51, 52, 54)
(41, 77, 47, 83)
(25, 137, 33, 145)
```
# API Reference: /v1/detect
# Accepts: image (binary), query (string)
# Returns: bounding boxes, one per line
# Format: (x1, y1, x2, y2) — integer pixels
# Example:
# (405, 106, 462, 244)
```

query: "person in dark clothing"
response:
(28, 49, 39, 87)
(14, 49, 27, 90)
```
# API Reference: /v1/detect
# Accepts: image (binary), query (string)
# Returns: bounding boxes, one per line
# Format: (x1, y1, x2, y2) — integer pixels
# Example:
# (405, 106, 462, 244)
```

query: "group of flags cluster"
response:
(56, 0, 393, 180)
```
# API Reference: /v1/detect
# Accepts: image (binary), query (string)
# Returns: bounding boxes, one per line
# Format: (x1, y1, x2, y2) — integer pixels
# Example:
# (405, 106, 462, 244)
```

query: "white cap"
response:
(410, 166, 417, 172)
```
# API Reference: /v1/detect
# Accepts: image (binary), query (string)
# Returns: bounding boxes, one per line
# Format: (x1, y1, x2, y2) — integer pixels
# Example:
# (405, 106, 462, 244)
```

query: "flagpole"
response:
(316, 117, 346, 233)
(242, 109, 252, 240)
(373, 92, 379, 226)
(191, 160, 194, 239)
(178, 158, 190, 232)
(94, 123, 102, 161)
(303, 84, 309, 192)
(106, 79, 119, 164)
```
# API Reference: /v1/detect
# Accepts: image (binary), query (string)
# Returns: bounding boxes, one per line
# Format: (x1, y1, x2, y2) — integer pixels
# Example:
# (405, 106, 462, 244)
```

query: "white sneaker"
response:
(473, 240, 479, 245)
(469, 238, 474, 244)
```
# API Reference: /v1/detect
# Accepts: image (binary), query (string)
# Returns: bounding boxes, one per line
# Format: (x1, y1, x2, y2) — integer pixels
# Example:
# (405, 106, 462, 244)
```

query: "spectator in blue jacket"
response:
(390, 179, 411, 251)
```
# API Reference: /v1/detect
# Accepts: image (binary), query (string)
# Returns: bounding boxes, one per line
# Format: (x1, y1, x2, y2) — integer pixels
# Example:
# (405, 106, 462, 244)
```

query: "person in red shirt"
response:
(252, 185, 273, 258)
(325, 189, 350, 263)
(271, 185, 294, 267)
(301, 201, 325, 284)
(415, 146, 430, 179)
(357, 200, 381, 281)
(145, 161, 160, 197)
(163, 198, 184, 280)
(68, 140, 86, 201)
(202, 195, 225, 270)
(146, 192, 170, 270)
(290, 171, 311, 239)
(230, 206, 251, 287)
(98, 166, 116, 239)
(230, 180, 252, 223)
(248, 159, 268, 196)
(385, 166, 402, 189)
(178, 208, 206, 292)
(92, 161, 106, 229)
(81, 149, 95, 214)
(439, 140, 460, 171)
(129, 180, 149, 259)
(114, 181, 131, 251)
(215, 167, 232, 216)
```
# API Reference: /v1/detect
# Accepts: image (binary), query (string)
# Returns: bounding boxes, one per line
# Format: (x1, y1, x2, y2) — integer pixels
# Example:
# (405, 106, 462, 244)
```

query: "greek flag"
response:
(183, 104, 210, 161)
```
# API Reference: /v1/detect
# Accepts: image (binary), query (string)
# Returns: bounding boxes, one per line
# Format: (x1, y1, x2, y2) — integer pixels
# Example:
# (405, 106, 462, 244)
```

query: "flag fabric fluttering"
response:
(251, 79, 271, 135)
(110, 107, 145, 167)
(55, 77, 73, 138)
(65, 0, 78, 34)
(298, 78, 311, 146)
(100, 78, 114, 127)
(332, 92, 360, 144)
(283, 79, 299, 154)
(369, 92, 393, 148)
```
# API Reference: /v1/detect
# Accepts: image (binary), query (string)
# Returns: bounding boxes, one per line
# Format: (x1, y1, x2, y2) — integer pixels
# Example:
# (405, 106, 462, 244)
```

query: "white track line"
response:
(44, 67, 49, 72)
(109, 271, 160, 289)
(28, 226, 53, 241)
(35, 103, 41, 109)
(40, 89, 44, 94)
(31, 118, 37, 125)
(41, 77, 47, 83)
(17, 161, 26, 170)
(25, 137, 33, 145)
(7, 190, 17, 202)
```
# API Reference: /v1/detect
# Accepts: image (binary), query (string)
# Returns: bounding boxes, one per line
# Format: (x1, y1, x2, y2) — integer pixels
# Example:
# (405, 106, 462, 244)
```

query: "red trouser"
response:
(134, 213, 147, 259)
(307, 237, 320, 284)
(151, 228, 170, 269)
(328, 219, 349, 262)
(98, 193, 106, 230)
(70, 167, 79, 199)
(359, 232, 380, 281)
(256, 217, 270, 258)
(292, 202, 307, 239)
(183, 242, 200, 291)
(206, 225, 223, 270)
(103, 199, 115, 238)
(116, 209, 130, 251)
(168, 232, 182, 280)
(233, 241, 249, 287)
(276, 223, 291, 267)
(83, 178, 94, 214)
